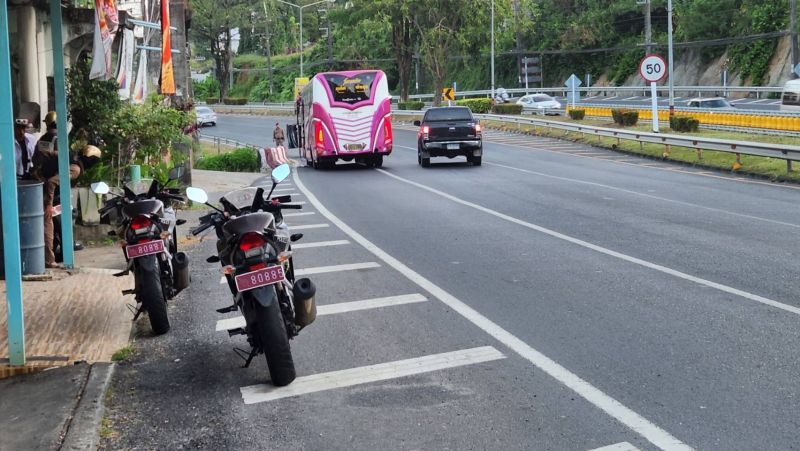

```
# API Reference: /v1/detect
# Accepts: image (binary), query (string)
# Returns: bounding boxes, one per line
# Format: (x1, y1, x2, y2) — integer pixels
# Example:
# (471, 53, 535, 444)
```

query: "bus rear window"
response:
(324, 72, 377, 104)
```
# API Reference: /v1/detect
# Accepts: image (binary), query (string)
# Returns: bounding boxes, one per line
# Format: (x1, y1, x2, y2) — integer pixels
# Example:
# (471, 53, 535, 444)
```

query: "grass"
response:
(111, 345, 134, 362)
(198, 140, 238, 155)
(483, 117, 800, 183)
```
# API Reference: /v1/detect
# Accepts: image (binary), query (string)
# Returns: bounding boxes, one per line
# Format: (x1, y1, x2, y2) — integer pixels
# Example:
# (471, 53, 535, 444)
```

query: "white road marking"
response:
(219, 275, 226, 284)
(753, 98, 775, 104)
(295, 262, 380, 276)
(588, 442, 642, 451)
(240, 346, 505, 404)
(730, 98, 750, 104)
(286, 201, 307, 205)
(769, 100, 782, 105)
(289, 223, 329, 230)
(216, 293, 429, 332)
(621, 96, 639, 101)
(485, 161, 800, 230)
(294, 171, 692, 451)
(376, 168, 800, 317)
(292, 239, 349, 249)
(283, 211, 316, 217)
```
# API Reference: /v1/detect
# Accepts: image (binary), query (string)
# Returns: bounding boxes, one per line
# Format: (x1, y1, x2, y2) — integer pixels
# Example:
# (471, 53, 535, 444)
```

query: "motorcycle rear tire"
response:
(137, 260, 170, 335)
(254, 299, 295, 386)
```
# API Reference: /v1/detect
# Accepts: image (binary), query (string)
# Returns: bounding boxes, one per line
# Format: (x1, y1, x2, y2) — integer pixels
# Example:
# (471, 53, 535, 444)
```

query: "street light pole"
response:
(667, 0, 675, 116)
(490, 0, 495, 100)
(275, 0, 334, 77)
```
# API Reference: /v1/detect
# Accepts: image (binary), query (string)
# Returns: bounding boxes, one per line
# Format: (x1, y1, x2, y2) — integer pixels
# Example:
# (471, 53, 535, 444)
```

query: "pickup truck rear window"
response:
(424, 108, 473, 122)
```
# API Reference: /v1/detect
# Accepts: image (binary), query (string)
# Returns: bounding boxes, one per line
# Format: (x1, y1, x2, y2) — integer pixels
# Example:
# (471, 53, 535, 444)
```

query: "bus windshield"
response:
(324, 72, 377, 104)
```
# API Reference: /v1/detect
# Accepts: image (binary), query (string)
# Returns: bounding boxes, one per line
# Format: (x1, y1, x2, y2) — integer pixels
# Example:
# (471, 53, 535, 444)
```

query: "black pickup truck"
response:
(413, 106, 482, 167)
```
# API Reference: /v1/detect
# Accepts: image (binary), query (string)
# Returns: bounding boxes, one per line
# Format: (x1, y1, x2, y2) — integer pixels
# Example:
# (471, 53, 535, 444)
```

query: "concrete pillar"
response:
(18, 6, 39, 107)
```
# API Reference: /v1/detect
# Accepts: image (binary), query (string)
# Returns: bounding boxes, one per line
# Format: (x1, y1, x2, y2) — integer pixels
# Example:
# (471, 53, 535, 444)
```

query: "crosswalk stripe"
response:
(295, 262, 380, 276)
(239, 346, 505, 404)
(289, 223, 329, 230)
(292, 239, 349, 249)
(283, 212, 315, 217)
(587, 442, 642, 451)
(215, 293, 428, 332)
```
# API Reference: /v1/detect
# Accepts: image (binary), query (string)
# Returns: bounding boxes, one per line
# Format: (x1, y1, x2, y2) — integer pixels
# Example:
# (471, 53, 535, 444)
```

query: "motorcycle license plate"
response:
(235, 265, 285, 292)
(125, 240, 165, 259)
(447, 143, 459, 150)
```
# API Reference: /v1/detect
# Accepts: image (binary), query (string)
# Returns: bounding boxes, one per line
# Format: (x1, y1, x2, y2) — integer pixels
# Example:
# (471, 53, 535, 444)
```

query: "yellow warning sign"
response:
(294, 77, 310, 98)
(442, 87, 456, 101)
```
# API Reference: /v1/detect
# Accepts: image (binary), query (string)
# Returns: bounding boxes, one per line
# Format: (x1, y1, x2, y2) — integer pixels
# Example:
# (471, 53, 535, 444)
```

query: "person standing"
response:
(14, 118, 35, 177)
(273, 122, 285, 148)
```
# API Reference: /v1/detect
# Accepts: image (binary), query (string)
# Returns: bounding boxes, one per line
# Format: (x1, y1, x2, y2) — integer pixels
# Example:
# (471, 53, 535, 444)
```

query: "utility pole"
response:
(514, 0, 522, 86)
(490, 0, 495, 100)
(262, 1, 274, 97)
(667, 0, 675, 116)
(792, 0, 798, 76)
(644, 0, 652, 55)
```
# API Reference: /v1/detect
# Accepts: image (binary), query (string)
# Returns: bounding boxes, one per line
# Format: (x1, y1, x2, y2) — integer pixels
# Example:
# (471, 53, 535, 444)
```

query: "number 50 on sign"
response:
(639, 54, 667, 83)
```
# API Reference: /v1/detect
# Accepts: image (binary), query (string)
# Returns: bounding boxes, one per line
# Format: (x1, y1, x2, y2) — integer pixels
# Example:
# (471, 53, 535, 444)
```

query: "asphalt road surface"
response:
(102, 114, 800, 450)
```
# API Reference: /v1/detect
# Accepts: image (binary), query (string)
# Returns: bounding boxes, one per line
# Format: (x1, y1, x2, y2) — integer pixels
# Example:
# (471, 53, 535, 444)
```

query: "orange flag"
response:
(160, 0, 176, 95)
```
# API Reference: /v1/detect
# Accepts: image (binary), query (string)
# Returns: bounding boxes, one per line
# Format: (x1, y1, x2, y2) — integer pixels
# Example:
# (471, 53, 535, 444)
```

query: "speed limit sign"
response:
(640, 54, 667, 83)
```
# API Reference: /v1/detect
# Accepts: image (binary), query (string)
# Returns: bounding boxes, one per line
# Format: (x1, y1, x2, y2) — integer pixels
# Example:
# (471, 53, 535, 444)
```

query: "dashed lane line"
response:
(289, 223, 329, 230)
(216, 293, 428, 332)
(294, 170, 692, 451)
(295, 262, 381, 276)
(240, 346, 505, 404)
(283, 211, 316, 217)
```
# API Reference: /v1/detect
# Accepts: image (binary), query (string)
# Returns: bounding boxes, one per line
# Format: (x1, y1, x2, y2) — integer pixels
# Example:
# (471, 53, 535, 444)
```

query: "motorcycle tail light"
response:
(130, 215, 152, 235)
(239, 232, 266, 258)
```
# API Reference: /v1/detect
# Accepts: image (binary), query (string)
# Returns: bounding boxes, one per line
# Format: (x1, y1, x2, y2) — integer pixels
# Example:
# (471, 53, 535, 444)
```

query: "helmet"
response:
(44, 111, 57, 126)
(81, 145, 102, 159)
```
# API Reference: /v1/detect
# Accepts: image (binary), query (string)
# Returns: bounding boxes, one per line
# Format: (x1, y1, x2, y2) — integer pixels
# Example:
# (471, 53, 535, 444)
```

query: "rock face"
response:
(592, 37, 793, 92)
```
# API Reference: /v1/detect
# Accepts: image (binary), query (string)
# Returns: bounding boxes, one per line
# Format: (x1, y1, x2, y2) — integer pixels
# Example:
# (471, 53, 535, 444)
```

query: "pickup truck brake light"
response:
(475, 124, 482, 134)
(422, 125, 430, 139)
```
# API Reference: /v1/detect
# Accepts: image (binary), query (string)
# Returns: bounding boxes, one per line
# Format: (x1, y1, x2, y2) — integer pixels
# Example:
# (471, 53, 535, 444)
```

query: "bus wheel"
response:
(373, 155, 383, 168)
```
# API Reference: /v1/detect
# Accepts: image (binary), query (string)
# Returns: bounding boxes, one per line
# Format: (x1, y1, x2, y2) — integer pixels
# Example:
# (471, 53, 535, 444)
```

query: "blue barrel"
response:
(18, 180, 45, 275)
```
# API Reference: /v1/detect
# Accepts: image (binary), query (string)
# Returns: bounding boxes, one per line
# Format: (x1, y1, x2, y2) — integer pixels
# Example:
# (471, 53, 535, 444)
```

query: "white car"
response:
(195, 106, 217, 126)
(686, 97, 735, 110)
(516, 94, 562, 114)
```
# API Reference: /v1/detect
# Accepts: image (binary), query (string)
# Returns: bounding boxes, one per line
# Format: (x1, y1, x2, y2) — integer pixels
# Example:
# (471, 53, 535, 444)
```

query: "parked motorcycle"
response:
(186, 164, 316, 386)
(91, 168, 190, 335)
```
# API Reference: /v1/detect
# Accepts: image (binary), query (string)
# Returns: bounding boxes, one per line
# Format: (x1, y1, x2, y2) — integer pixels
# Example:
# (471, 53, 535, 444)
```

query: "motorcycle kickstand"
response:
(233, 347, 258, 368)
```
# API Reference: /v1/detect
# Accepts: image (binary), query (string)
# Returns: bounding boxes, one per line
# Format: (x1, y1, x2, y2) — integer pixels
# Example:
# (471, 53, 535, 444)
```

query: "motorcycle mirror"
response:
(206, 255, 220, 263)
(91, 181, 110, 195)
(413, 120, 421, 126)
(186, 187, 209, 204)
(271, 164, 291, 184)
(168, 166, 185, 180)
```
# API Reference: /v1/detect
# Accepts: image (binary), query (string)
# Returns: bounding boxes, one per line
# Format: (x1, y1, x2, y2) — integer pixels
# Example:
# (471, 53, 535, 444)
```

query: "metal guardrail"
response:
(198, 134, 260, 152)
(391, 110, 800, 171)
(406, 86, 784, 100)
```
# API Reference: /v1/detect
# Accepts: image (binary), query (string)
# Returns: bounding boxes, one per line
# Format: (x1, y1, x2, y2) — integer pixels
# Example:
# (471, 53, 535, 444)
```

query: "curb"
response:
(59, 363, 115, 450)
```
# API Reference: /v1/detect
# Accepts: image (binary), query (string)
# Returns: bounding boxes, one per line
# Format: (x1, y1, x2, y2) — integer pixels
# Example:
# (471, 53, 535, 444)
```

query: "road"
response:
(102, 115, 800, 451)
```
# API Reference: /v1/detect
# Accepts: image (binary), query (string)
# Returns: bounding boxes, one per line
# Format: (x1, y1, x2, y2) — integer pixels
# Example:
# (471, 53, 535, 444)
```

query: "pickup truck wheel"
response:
(418, 146, 430, 167)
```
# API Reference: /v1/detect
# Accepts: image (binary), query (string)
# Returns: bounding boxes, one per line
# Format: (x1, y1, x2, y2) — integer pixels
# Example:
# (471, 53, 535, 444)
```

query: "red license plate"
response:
(125, 240, 165, 259)
(235, 265, 285, 292)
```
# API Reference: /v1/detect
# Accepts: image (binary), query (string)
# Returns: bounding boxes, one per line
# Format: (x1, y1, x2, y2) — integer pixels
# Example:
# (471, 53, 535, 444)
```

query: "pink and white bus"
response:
(297, 70, 393, 169)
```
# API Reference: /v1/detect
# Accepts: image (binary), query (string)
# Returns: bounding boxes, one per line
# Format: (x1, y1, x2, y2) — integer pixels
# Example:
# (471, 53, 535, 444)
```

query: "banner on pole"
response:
(132, 49, 148, 104)
(160, 0, 176, 95)
(116, 28, 135, 99)
(89, 0, 119, 80)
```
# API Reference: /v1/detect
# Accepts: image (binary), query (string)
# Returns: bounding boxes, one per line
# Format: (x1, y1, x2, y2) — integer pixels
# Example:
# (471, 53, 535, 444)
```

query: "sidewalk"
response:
(0, 168, 264, 449)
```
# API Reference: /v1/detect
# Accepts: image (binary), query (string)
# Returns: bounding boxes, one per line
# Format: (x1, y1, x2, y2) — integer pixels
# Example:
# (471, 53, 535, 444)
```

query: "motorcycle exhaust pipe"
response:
(292, 278, 317, 327)
(172, 252, 190, 292)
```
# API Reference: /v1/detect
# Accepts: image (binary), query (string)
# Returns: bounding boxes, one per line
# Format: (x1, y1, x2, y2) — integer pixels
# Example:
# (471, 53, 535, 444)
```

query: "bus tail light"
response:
(383, 117, 393, 144)
(315, 122, 324, 149)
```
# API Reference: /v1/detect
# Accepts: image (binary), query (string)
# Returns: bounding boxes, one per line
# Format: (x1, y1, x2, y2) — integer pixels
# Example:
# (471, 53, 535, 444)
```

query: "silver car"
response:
(195, 106, 217, 126)
(686, 97, 735, 110)
(516, 94, 562, 115)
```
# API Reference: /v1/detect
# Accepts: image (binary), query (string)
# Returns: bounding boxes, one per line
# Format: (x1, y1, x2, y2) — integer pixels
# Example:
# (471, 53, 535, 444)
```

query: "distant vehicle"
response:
(516, 94, 562, 114)
(413, 106, 482, 167)
(297, 69, 392, 169)
(686, 97, 735, 110)
(494, 87, 511, 103)
(780, 79, 800, 112)
(195, 107, 217, 126)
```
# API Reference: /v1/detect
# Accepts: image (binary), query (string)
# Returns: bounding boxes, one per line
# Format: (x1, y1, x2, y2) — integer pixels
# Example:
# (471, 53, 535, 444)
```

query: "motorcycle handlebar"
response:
(191, 222, 213, 236)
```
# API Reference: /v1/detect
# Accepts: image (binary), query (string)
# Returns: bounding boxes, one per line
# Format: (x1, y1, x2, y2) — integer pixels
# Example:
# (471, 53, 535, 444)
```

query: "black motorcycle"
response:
(187, 164, 316, 386)
(91, 169, 190, 335)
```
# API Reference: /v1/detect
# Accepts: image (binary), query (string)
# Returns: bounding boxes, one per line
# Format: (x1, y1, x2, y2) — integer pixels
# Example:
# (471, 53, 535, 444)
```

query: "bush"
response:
(611, 109, 639, 126)
(206, 97, 220, 104)
(397, 101, 424, 111)
(568, 109, 586, 120)
(195, 148, 260, 172)
(223, 97, 248, 105)
(670, 115, 700, 132)
(457, 98, 492, 114)
(491, 103, 523, 115)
